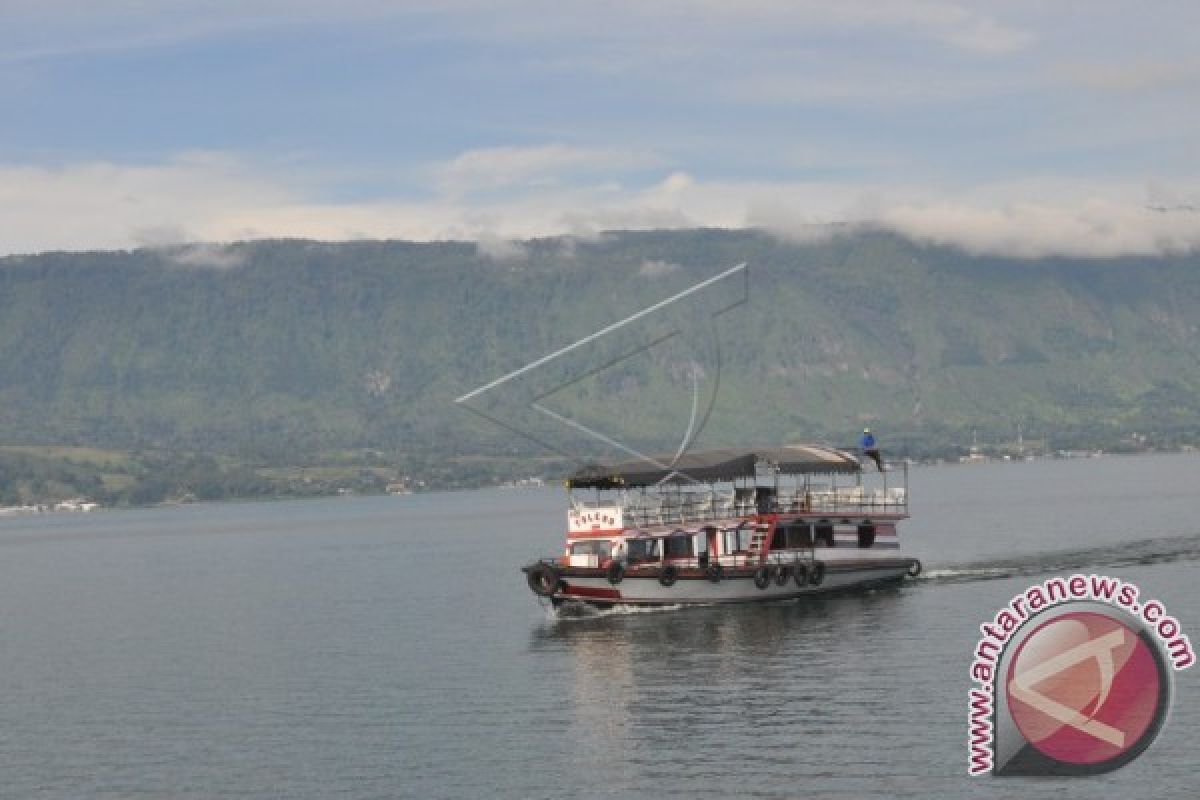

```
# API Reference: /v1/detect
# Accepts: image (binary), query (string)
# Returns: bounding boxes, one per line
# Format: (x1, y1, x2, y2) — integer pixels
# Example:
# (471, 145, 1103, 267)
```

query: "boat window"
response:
(857, 524, 876, 549)
(786, 524, 813, 549)
(570, 540, 614, 560)
(770, 526, 787, 550)
(736, 524, 754, 552)
(732, 487, 756, 516)
(626, 538, 660, 563)
(814, 523, 835, 548)
(664, 535, 693, 559)
(767, 522, 813, 550)
(723, 527, 748, 554)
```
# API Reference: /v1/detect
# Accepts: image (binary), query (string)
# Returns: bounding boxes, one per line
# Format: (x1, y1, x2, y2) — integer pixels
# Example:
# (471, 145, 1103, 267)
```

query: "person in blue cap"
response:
(860, 427, 884, 471)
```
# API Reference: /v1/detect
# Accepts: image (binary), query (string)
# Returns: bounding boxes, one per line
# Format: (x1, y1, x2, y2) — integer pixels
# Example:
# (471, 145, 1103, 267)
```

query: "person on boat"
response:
(860, 427, 884, 471)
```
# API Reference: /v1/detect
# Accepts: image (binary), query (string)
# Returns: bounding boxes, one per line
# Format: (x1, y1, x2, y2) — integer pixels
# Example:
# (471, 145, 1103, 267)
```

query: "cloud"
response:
(0, 0, 432, 64)
(3, 151, 1200, 261)
(161, 243, 248, 269)
(1145, 179, 1200, 211)
(1054, 61, 1200, 95)
(439, 1, 1034, 57)
(475, 233, 528, 261)
(756, 178, 1200, 258)
(639, 259, 683, 278)
(132, 224, 194, 249)
(1, 1, 1035, 63)
(873, 198, 1200, 259)
(721, 67, 1012, 107)
(0, 153, 293, 254)
(934, 11, 1033, 55)
(434, 144, 659, 197)
(132, 228, 249, 268)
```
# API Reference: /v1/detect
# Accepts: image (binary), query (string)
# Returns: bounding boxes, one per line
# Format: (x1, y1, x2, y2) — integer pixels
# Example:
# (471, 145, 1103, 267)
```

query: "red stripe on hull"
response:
(561, 585, 622, 600)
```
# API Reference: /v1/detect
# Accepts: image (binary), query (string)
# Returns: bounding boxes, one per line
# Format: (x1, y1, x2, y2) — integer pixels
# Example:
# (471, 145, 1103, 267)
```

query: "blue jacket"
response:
(861, 432, 876, 450)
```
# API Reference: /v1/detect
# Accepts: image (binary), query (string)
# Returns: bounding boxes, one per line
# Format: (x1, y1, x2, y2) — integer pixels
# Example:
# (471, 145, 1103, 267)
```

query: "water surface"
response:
(1, 454, 1197, 798)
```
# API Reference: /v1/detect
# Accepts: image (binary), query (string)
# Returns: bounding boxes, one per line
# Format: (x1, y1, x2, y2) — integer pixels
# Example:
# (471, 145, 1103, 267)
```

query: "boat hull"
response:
(541, 558, 916, 607)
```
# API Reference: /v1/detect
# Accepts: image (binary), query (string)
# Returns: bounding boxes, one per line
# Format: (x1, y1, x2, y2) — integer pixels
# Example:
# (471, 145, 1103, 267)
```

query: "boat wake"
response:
(548, 600, 688, 621)
(920, 532, 1200, 585)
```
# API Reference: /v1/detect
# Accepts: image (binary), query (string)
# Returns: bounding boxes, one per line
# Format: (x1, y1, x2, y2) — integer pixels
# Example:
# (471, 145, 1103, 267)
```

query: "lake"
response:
(1, 453, 1197, 798)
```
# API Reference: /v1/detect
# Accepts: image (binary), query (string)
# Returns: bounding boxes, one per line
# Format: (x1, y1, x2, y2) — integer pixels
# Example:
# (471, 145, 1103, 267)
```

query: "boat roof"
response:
(566, 444, 861, 489)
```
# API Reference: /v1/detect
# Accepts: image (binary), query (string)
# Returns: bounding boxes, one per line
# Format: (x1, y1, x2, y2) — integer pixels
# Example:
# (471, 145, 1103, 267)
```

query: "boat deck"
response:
(575, 485, 908, 530)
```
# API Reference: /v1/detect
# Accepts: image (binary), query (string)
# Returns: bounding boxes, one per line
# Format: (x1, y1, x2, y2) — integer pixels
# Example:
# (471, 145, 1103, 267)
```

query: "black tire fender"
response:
(906, 559, 922, 578)
(753, 565, 771, 590)
(526, 563, 560, 597)
(775, 566, 790, 586)
(705, 563, 723, 583)
(792, 564, 808, 586)
(606, 561, 625, 585)
(659, 564, 679, 587)
(808, 561, 826, 587)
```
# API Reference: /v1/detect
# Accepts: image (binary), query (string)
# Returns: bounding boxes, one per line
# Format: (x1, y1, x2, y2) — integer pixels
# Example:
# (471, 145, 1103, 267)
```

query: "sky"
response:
(2, 0, 1199, 258)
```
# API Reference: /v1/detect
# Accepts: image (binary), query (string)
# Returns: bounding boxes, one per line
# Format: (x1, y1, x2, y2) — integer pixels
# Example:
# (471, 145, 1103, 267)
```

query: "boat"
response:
(521, 444, 921, 608)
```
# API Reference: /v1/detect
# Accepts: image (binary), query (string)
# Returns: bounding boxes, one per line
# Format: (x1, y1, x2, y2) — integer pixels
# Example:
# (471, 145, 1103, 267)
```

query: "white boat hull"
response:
(542, 556, 917, 607)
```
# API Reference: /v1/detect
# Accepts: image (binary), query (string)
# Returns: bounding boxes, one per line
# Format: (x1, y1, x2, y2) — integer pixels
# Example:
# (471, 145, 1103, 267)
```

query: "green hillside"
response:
(1, 229, 1198, 503)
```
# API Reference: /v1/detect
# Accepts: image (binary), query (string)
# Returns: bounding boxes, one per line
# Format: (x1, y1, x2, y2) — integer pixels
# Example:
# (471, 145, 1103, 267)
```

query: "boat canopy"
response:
(566, 444, 861, 489)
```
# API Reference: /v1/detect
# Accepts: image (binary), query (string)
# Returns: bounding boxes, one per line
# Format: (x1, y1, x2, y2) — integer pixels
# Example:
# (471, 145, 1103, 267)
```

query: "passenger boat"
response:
(521, 444, 921, 608)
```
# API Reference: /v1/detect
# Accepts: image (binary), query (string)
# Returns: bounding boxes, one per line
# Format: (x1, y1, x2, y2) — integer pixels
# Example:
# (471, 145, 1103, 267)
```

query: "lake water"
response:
(1, 453, 1198, 798)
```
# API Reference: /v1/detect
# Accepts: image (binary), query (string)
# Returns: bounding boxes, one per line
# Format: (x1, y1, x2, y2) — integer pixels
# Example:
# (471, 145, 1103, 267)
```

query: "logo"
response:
(1004, 608, 1168, 773)
(968, 575, 1193, 776)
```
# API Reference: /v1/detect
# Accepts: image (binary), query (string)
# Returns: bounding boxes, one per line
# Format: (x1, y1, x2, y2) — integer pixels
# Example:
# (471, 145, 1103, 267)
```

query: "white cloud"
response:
(442, 1, 1034, 57)
(161, 243, 248, 269)
(873, 198, 1200, 259)
(2, 1, 1035, 57)
(722, 68, 1010, 107)
(434, 144, 659, 197)
(760, 178, 1200, 258)
(1054, 61, 1200, 95)
(934, 11, 1033, 55)
(3, 151, 1200, 261)
(639, 259, 683, 278)
(475, 233, 528, 261)
(0, 153, 293, 254)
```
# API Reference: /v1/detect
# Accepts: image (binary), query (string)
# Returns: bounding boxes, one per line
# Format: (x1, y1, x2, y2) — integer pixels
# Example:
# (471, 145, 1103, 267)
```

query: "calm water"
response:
(1, 454, 1198, 799)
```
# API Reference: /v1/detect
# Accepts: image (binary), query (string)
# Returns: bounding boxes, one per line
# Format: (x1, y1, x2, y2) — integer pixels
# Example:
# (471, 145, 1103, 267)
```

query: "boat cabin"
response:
(562, 444, 907, 572)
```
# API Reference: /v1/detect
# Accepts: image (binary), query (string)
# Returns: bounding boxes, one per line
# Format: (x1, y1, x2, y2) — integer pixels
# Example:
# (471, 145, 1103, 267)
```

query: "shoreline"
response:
(2, 449, 1195, 516)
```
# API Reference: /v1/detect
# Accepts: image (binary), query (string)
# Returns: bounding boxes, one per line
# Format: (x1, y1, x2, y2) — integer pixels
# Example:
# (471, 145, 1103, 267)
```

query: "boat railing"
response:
(774, 487, 907, 515)
(619, 487, 907, 527)
(622, 495, 752, 528)
(624, 551, 818, 570)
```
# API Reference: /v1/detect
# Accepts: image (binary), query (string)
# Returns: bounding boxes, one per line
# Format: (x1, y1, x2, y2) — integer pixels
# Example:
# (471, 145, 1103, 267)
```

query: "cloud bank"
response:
(3, 4, 1198, 263)
(2, 151, 1200, 260)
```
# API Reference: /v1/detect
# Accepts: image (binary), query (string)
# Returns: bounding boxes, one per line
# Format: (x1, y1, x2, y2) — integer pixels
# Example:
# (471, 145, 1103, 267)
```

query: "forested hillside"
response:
(2, 228, 1198, 502)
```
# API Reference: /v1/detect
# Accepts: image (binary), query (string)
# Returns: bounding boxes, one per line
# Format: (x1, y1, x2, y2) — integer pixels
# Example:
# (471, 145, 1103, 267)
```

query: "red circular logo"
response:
(1006, 611, 1164, 766)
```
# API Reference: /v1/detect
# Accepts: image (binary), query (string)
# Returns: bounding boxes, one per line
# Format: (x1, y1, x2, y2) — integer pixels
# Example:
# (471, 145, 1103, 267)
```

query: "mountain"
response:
(1, 229, 1198, 499)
